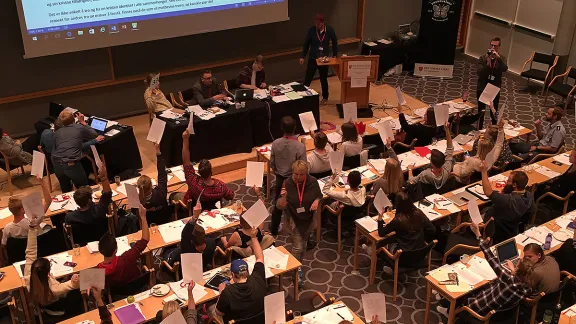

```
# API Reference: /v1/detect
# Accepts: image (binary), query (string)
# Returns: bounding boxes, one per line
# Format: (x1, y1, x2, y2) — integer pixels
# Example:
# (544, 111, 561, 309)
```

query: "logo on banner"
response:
(429, 0, 455, 22)
(414, 63, 454, 78)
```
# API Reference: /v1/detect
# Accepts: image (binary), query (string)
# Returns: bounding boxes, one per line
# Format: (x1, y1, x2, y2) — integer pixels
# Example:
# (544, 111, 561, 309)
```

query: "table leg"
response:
(455, 211, 462, 227)
(266, 161, 271, 199)
(369, 240, 377, 284)
(424, 281, 432, 324)
(316, 206, 321, 246)
(447, 299, 457, 324)
(278, 274, 283, 292)
(19, 287, 31, 324)
(353, 226, 359, 272)
(294, 269, 299, 301)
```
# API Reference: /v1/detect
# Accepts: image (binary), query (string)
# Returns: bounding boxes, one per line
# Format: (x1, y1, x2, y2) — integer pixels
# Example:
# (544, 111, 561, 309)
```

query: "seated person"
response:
(214, 228, 266, 323)
(154, 287, 199, 324)
(371, 139, 404, 204)
(408, 123, 453, 190)
(554, 219, 576, 275)
(0, 127, 32, 166)
(510, 107, 566, 160)
(236, 55, 267, 90)
(2, 175, 52, 246)
(323, 171, 367, 208)
(479, 161, 535, 244)
(471, 123, 514, 169)
(64, 166, 112, 246)
(523, 243, 560, 294)
(397, 103, 438, 147)
(97, 204, 149, 287)
(453, 119, 504, 182)
(537, 149, 576, 199)
(192, 70, 226, 107)
(144, 73, 174, 114)
(340, 122, 363, 157)
(306, 131, 333, 175)
(437, 222, 537, 319)
(177, 130, 235, 210)
(181, 212, 225, 270)
(136, 143, 169, 224)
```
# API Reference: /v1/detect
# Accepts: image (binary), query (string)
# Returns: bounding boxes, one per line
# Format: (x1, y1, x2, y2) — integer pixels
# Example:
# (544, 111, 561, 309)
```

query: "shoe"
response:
(298, 268, 304, 288)
(320, 98, 328, 105)
(436, 306, 448, 318)
(361, 244, 372, 255)
(306, 239, 316, 251)
(382, 266, 393, 275)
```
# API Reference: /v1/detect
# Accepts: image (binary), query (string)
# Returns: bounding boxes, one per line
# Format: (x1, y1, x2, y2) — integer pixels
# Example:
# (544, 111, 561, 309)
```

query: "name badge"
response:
(488, 75, 495, 81)
(297, 207, 306, 214)
(319, 46, 324, 51)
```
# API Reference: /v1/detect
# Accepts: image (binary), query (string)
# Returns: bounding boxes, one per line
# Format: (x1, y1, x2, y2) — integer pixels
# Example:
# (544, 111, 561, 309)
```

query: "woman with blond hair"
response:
(154, 281, 198, 323)
(371, 139, 404, 204)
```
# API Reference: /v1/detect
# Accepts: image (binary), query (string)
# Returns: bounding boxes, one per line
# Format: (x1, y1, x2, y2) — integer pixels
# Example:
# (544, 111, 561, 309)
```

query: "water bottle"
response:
(543, 233, 552, 250)
(543, 310, 553, 324)
(551, 303, 562, 324)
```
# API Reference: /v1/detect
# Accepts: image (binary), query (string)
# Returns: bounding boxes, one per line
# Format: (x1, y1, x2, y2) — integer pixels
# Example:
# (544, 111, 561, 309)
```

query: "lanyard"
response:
(295, 177, 306, 207)
(284, 136, 298, 141)
(316, 27, 326, 43)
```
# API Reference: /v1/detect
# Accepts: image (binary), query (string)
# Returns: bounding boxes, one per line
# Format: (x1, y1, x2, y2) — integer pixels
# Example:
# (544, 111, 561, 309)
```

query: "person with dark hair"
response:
(340, 122, 362, 157)
(144, 73, 173, 114)
(510, 107, 566, 160)
(269, 116, 306, 236)
(192, 70, 226, 107)
(52, 109, 103, 193)
(480, 161, 535, 243)
(180, 215, 224, 269)
(408, 123, 453, 189)
(97, 204, 149, 286)
(476, 37, 508, 129)
(522, 243, 560, 294)
(64, 165, 112, 246)
(0, 127, 32, 166)
(237, 55, 267, 90)
(179, 130, 235, 210)
(306, 131, 333, 175)
(136, 143, 169, 224)
(397, 103, 438, 147)
(300, 13, 338, 105)
(323, 170, 366, 208)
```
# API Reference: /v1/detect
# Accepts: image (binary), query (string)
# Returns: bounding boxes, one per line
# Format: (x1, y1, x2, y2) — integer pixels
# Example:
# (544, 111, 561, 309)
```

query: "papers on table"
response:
(378, 39, 392, 44)
(534, 165, 561, 179)
(356, 216, 378, 232)
(105, 129, 120, 137)
(161, 310, 187, 324)
(479, 83, 500, 105)
(245, 161, 264, 187)
(343, 102, 358, 122)
(79, 268, 105, 291)
(15, 252, 73, 278)
(159, 109, 183, 120)
(467, 199, 483, 224)
(114, 303, 146, 324)
(170, 166, 187, 182)
(525, 226, 562, 248)
(428, 264, 454, 282)
(181, 253, 203, 283)
(298, 111, 318, 132)
(244, 255, 274, 278)
(426, 194, 460, 213)
(489, 173, 508, 183)
(326, 132, 343, 144)
(553, 152, 572, 166)
(414, 108, 427, 118)
(242, 199, 268, 228)
(467, 256, 497, 281)
(49, 194, 74, 211)
(0, 208, 12, 220)
(395, 87, 406, 105)
(514, 233, 540, 247)
(397, 152, 430, 171)
(304, 304, 354, 324)
(351, 77, 367, 88)
(364, 41, 378, 46)
(265, 292, 285, 324)
(167, 280, 209, 302)
(31, 151, 45, 177)
(415, 202, 442, 221)
(285, 92, 303, 100)
(433, 104, 450, 126)
(426, 140, 463, 154)
(187, 105, 215, 120)
(368, 159, 387, 173)
(22, 191, 45, 220)
(503, 129, 519, 137)
(556, 215, 574, 229)
(147, 118, 166, 144)
(158, 221, 186, 243)
(272, 95, 290, 103)
(329, 151, 344, 173)
(374, 189, 392, 212)
(263, 246, 289, 270)
(453, 264, 484, 286)
(362, 293, 386, 324)
(198, 211, 231, 230)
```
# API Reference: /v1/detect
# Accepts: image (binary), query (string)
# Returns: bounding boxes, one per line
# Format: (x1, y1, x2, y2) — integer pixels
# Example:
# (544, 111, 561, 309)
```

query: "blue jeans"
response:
(52, 159, 88, 193)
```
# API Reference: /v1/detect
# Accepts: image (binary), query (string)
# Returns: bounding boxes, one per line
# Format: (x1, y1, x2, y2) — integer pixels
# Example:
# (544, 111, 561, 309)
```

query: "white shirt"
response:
(341, 136, 363, 157)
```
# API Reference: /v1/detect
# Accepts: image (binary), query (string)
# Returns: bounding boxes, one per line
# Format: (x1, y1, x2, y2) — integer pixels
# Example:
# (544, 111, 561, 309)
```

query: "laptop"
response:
(234, 89, 254, 102)
(447, 190, 476, 207)
(89, 117, 108, 133)
(291, 83, 307, 92)
(49, 102, 65, 118)
(495, 238, 521, 272)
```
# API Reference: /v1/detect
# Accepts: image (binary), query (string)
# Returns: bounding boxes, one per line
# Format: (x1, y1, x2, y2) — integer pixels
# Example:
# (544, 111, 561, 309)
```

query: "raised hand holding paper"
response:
(147, 118, 166, 144)
(181, 253, 203, 283)
(264, 292, 286, 324)
(374, 189, 392, 212)
(22, 191, 45, 220)
(31, 150, 45, 178)
(329, 151, 345, 174)
(125, 183, 140, 209)
(242, 199, 269, 228)
(160, 310, 187, 324)
(298, 112, 317, 132)
(434, 104, 450, 126)
(343, 102, 358, 122)
(396, 87, 406, 105)
(479, 83, 500, 105)
(90, 145, 103, 170)
(362, 293, 387, 323)
(79, 268, 105, 291)
(376, 119, 394, 142)
(187, 113, 195, 135)
(468, 199, 483, 225)
(245, 161, 264, 188)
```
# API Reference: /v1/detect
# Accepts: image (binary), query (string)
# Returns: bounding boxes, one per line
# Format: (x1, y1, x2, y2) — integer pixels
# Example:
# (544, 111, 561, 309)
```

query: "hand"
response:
(241, 227, 258, 238)
(299, 58, 305, 65)
(280, 188, 287, 198)
(95, 135, 105, 142)
(91, 286, 102, 300)
(444, 121, 449, 129)
(470, 221, 481, 238)
(310, 199, 320, 211)
(77, 113, 87, 125)
(371, 315, 380, 324)
(407, 164, 415, 171)
(533, 119, 542, 127)
(218, 282, 227, 292)
(377, 208, 385, 221)
(253, 185, 262, 197)
(213, 94, 226, 100)
(506, 260, 515, 271)
(182, 130, 191, 139)
(154, 143, 161, 154)
(138, 204, 147, 220)
(97, 164, 107, 180)
(71, 274, 79, 284)
(187, 280, 196, 303)
(492, 50, 500, 58)
(260, 82, 267, 89)
(480, 160, 488, 173)
(498, 118, 505, 129)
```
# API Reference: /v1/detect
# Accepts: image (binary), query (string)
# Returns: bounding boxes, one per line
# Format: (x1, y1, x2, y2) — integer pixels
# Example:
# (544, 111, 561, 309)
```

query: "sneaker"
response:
(298, 268, 304, 288)
(436, 306, 449, 318)
(382, 266, 393, 275)
(361, 243, 372, 255)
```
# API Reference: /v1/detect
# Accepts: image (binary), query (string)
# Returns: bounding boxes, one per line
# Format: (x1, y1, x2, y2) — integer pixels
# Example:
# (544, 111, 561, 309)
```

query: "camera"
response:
(487, 49, 493, 55)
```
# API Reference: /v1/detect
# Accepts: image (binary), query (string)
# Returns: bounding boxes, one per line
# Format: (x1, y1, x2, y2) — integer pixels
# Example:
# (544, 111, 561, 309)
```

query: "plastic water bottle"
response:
(543, 310, 553, 324)
(551, 303, 562, 324)
(543, 233, 552, 250)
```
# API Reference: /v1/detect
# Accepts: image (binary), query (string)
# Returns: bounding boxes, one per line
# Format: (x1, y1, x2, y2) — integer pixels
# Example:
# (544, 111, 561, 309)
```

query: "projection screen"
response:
(15, 0, 289, 58)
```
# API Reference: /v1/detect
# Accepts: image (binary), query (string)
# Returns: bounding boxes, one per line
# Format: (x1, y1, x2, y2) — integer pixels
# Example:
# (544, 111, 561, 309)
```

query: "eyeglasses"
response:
(201, 77, 213, 81)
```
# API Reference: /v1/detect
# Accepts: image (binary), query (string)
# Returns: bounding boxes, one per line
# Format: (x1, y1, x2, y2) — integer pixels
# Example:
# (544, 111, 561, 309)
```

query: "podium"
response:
(317, 55, 379, 108)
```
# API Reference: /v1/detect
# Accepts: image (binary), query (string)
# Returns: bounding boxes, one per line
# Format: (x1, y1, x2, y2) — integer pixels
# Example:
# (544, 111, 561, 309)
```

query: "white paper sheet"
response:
(375, 120, 394, 142)
(160, 310, 187, 324)
(22, 191, 45, 220)
(181, 253, 203, 283)
(356, 216, 378, 232)
(147, 118, 166, 144)
(124, 183, 140, 209)
(168, 280, 209, 302)
(427, 194, 460, 213)
(467, 256, 497, 281)
(115, 237, 131, 256)
(31, 151, 45, 177)
(467, 199, 483, 225)
(479, 83, 500, 105)
(374, 189, 392, 213)
(428, 264, 454, 282)
(362, 293, 386, 323)
(245, 161, 264, 188)
(553, 153, 572, 166)
(343, 102, 358, 122)
(79, 268, 105, 291)
(158, 221, 186, 243)
(298, 111, 318, 132)
(329, 151, 344, 173)
(485, 148, 496, 169)
(187, 113, 195, 135)
(535, 166, 561, 179)
(0, 208, 12, 220)
(264, 292, 285, 324)
(368, 159, 387, 173)
(89, 145, 102, 171)
(198, 212, 229, 230)
(242, 199, 268, 228)
(395, 86, 406, 105)
(351, 77, 367, 88)
(326, 132, 343, 144)
(272, 95, 290, 103)
(433, 104, 450, 126)
(514, 233, 540, 247)
(453, 266, 484, 286)
(187, 105, 215, 120)
(263, 246, 289, 270)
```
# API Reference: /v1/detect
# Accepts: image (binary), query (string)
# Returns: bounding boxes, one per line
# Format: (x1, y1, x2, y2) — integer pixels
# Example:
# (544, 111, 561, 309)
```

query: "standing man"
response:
(300, 13, 338, 105)
(476, 37, 508, 129)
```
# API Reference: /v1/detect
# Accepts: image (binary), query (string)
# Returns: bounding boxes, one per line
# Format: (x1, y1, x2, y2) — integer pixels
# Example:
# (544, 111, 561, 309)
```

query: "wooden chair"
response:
(454, 303, 519, 324)
(223, 79, 239, 96)
(378, 239, 438, 301)
(523, 271, 574, 324)
(520, 52, 558, 93)
(530, 190, 574, 225)
(523, 292, 545, 324)
(178, 88, 196, 105)
(544, 66, 576, 108)
(160, 260, 181, 282)
(442, 228, 491, 265)
(286, 291, 334, 320)
(106, 266, 155, 302)
(0, 151, 25, 196)
(524, 144, 566, 167)
(63, 213, 114, 248)
(322, 199, 369, 254)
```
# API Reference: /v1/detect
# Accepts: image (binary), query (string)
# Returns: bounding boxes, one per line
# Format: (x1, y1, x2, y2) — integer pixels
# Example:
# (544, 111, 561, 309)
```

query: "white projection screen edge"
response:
(15, 0, 289, 58)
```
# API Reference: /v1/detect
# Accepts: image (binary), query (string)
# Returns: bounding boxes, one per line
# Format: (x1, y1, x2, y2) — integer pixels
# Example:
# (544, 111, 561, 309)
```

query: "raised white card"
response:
(479, 83, 500, 105)
(434, 104, 450, 126)
(160, 309, 187, 324)
(298, 111, 318, 132)
(362, 293, 387, 324)
(468, 199, 483, 225)
(396, 87, 406, 105)
(79, 268, 105, 291)
(343, 102, 358, 122)
(376, 119, 394, 142)
(31, 150, 45, 178)
(264, 291, 286, 324)
(125, 183, 140, 209)
(146, 118, 166, 144)
(329, 151, 345, 174)
(22, 191, 45, 220)
(374, 189, 392, 212)
(181, 253, 203, 283)
(245, 161, 265, 188)
(187, 113, 195, 135)
(242, 199, 269, 228)
(90, 145, 102, 170)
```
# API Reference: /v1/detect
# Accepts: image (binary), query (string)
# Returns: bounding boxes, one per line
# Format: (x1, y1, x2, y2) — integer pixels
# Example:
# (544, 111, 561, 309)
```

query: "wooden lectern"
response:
(317, 55, 379, 108)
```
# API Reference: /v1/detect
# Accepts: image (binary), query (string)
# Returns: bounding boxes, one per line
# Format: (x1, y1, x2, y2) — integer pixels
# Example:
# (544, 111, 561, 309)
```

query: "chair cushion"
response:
(521, 69, 547, 81)
(549, 82, 574, 97)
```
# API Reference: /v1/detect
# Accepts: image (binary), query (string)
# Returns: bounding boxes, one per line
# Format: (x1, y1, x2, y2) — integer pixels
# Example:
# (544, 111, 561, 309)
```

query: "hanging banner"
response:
(414, 0, 463, 78)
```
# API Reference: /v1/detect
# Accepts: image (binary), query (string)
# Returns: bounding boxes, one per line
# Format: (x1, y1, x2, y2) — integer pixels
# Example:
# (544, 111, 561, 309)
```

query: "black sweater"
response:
(301, 25, 338, 59)
(399, 113, 438, 147)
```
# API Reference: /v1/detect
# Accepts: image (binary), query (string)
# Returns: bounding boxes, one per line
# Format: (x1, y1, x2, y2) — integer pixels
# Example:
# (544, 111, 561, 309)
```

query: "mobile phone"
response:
(460, 197, 470, 202)
(551, 161, 563, 166)
(419, 199, 433, 207)
(64, 261, 77, 267)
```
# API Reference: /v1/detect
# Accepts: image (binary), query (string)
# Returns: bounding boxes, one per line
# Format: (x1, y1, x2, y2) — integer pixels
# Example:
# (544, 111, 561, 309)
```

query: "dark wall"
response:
(363, 0, 422, 40)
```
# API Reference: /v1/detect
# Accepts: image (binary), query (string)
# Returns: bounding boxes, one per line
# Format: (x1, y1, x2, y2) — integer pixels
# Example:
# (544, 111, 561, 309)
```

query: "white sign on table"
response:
(264, 291, 286, 324)
(434, 104, 450, 126)
(79, 268, 105, 291)
(329, 151, 344, 174)
(298, 111, 318, 132)
(245, 161, 265, 188)
(479, 83, 500, 105)
(90, 145, 102, 170)
(181, 253, 203, 283)
(343, 102, 358, 122)
(31, 151, 45, 178)
(242, 199, 269, 228)
(147, 118, 166, 144)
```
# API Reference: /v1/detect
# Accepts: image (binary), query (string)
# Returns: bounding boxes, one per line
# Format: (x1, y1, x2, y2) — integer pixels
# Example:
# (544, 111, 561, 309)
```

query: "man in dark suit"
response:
(476, 37, 508, 129)
(192, 69, 226, 107)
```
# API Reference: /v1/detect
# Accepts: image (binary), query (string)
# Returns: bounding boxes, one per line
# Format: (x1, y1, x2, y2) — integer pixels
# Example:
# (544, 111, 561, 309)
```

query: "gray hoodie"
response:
(307, 145, 333, 174)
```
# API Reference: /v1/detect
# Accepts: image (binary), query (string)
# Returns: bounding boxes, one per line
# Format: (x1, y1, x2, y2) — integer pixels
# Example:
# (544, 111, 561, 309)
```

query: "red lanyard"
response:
(316, 27, 326, 43)
(296, 177, 306, 207)
(284, 136, 298, 140)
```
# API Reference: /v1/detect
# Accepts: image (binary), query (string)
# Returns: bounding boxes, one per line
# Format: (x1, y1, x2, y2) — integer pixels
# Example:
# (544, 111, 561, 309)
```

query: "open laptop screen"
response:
(496, 239, 519, 263)
(90, 118, 107, 132)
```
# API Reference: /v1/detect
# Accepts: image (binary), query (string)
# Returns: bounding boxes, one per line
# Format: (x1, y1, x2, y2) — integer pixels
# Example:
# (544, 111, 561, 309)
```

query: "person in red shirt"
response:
(180, 130, 235, 210)
(96, 204, 150, 286)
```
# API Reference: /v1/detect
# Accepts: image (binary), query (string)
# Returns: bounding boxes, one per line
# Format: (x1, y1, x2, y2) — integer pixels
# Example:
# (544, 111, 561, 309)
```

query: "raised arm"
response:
(443, 123, 454, 172)
(182, 130, 192, 166)
(24, 221, 40, 277)
(243, 228, 264, 264)
(480, 161, 493, 197)
(493, 121, 505, 159)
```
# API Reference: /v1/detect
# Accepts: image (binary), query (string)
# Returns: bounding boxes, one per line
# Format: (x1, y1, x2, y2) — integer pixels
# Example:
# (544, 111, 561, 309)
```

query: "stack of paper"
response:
(428, 264, 455, 282)
(244, 255, 274, 278)
(377, 39, 392, 44)
(368, 159, 387, 173)
(263, 247, 289, 270)
(167, 280, 209, 302)
(356, 216, 378, 232)
(556, 215, 574, 229)
(198, 212, 229, 230)
(452, 264, 484, 286)
(553, 153, 572, 166)
(159, 221, 186, 243)
(285, 92, 303, 100)
(304, 305, 354, 324)
(427, 140, 463, 154)
(466, 256, 497, 281)
(49, 195, 77, 212)
(187, 105, 215, 120)
(427, 194, 460, 213)
(514, 233, 539, 247)
(415, 203, 442, 221)
(272, 95, 290, 103)
(159, 109, 183, 120)
(534, 165, 561, 179)
(397, 152, 430, 170)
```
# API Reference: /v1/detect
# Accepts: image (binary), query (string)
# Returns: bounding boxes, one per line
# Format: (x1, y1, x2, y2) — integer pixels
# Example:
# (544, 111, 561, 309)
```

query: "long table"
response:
(59, 246, 301, 324)
(361, 39, 418, 78)
(159, 94, 320, 166)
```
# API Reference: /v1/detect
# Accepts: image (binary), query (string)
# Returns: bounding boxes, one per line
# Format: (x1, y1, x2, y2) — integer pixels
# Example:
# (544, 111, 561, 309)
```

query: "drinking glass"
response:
(114, 176, 121, 186)
(73, 244, 81, 256)
(293, 311, 303, 324)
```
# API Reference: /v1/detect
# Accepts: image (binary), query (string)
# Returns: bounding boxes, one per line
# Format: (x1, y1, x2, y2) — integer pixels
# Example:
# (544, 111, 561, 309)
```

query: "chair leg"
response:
(7, 172, 13, 196)
(337, 214, 341, 254)
(393, 263, 399, 302)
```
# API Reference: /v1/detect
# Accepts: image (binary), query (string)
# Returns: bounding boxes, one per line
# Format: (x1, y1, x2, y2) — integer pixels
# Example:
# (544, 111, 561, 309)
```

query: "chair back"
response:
(66, 221, 109, 247)
(179, 88, 196, 103)
(341, 204, 366, 220)
(5, 228, 68, 264)
(224, 79, 239, 93)
(535, 276, 572, 320)
(343, 155, 361, 170)
(569, 67, 576, 80)
(5, 236, 28, 264)
(397, 240, 437, 268)
(108, 270, 153, 302)
(533, 52, 556, 66)
(489, 302, 520, 323)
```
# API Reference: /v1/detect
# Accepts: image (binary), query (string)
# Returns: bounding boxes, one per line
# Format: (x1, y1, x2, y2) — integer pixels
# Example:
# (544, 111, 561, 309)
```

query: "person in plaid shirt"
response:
(179, 130, 235, 210)
(437, 222, 538, 319)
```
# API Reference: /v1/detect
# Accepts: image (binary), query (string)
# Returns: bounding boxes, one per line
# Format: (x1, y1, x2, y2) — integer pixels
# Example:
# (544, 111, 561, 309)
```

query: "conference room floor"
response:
(1, 54, 575, 324)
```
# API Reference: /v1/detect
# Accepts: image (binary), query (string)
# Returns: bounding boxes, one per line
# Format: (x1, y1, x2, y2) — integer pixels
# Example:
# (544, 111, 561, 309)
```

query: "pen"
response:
(521, 237, 529, 244)
(333, 305, 346, 310)
(337, 313, 345, 320)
